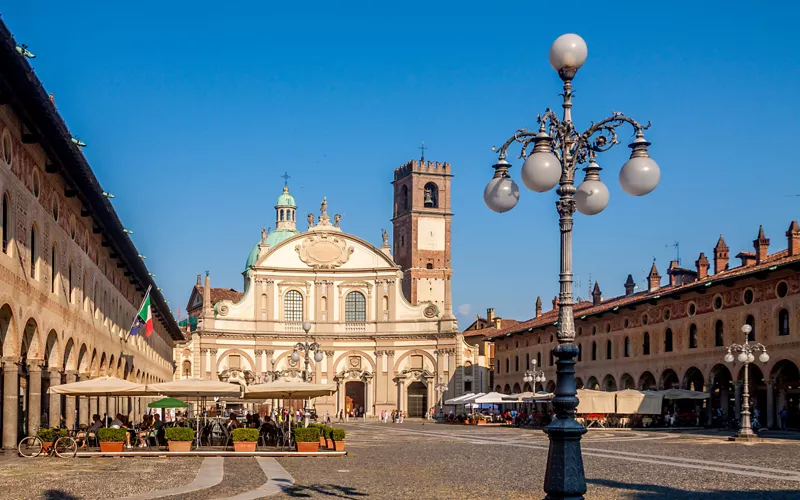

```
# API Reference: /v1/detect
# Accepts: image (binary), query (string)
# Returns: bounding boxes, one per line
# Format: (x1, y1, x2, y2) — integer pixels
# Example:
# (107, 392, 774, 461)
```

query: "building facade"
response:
(0, 21, 181, 449)
(488, 224, 800, 429)
(176, 160, 473, 418)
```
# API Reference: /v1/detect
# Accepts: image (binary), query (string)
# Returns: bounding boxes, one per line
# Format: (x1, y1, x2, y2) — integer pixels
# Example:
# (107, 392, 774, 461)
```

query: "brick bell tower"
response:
(391, 156, 453, 315)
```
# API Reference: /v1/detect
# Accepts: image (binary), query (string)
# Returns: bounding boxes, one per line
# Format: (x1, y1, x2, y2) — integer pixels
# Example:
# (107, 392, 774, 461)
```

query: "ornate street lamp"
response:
(292, 322, 324, 382)
(523, 359, 546, 391)
(483, 34, 659, 499)
(724, 323, 769, 440)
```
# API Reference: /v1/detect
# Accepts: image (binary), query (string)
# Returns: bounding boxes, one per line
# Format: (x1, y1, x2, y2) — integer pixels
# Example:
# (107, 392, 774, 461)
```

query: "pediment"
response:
(295, 232, 354, 269)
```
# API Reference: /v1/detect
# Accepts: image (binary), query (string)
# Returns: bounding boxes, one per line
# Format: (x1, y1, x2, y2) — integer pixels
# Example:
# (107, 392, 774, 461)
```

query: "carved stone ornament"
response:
(295, 233, 354, 269)
(218, 304, 230, 316)
(423, 303, 439, 319)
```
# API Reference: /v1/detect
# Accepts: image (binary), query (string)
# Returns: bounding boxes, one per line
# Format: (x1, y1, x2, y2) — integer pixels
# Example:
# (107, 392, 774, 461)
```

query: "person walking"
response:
(338, 409, 344, 423)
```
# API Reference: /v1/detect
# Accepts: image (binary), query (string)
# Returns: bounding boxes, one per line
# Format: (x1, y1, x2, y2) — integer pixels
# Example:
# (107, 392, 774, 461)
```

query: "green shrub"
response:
(322, 426, 333, 438)
(232, 428, 259, 442)
(165, 427, 195, 442)
(37, 428, 67, 442)
(97, 428, 127, 442)
(331, 428, 346, 441)
(293, 426, 320, 443)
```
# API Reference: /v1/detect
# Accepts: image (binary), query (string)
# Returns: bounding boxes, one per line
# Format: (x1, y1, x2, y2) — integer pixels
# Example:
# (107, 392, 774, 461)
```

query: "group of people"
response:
(71, 412, 170, 449)
(377, 409, 405, 423)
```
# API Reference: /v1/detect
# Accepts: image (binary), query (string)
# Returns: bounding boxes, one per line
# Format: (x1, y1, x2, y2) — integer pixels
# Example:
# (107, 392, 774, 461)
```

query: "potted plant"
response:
(231, 428, 259, 452)
(165, 427, 195, 452)
(331, 427, 346, 452)
(97, 428, 127, 452)
(475, 414, 488, 425)
(310, 424, 326, 447)
(293, 426, 320, 453)
(324, 426, 334, 449)
(36, 428, 66, 451)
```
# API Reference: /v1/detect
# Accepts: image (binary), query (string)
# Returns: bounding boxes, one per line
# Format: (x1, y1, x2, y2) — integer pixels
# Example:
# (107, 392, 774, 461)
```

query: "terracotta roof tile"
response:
(211, 288, 244, 303)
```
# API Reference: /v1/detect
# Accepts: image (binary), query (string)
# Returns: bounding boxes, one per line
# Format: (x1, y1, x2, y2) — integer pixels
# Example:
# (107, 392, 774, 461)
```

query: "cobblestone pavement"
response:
(1, 423, 799, 499)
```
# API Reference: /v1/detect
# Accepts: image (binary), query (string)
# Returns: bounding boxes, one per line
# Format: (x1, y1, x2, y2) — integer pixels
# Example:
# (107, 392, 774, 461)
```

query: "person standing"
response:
(779, 406, 788, 431)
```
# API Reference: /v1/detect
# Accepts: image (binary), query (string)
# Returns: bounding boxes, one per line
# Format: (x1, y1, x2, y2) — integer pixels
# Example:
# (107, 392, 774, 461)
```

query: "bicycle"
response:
(18, 429, 78, 458)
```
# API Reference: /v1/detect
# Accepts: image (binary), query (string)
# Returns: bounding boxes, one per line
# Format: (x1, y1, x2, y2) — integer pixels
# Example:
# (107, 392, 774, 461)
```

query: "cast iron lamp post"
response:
(724, 323, 769, 440)
(291, 321, 324, 427)
(524, 359, 547, 392)
(483, 34, 660, 499)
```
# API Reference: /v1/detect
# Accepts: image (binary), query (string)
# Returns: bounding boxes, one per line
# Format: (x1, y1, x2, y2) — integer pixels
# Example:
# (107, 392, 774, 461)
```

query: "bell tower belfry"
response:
(391, 158, 453, 313)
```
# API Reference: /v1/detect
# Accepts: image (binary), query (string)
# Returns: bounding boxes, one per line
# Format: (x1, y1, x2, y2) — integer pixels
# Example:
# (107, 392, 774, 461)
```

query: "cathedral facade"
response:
(176, 160, 475, 417)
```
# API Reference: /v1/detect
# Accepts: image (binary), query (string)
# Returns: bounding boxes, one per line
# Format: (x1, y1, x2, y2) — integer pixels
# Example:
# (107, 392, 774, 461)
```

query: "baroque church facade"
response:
(176, 160, 476, 417)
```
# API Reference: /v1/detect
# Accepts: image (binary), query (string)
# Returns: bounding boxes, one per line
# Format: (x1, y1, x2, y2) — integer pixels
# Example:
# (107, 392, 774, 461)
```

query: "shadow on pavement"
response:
(43, 491, 81, 500)
(588, 478, 800, 499)
(281, 483, 368, 498)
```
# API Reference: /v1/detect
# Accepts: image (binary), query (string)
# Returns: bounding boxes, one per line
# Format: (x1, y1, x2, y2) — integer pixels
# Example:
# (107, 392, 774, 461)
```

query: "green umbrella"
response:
(148, 397, 188, 409)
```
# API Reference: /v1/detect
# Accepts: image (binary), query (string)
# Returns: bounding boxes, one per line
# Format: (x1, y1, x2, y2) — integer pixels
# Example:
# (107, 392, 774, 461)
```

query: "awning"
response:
(649, 388, 710, 400)
(47, 376, 150, 396)
(444, 393, 476, 405)
(243, 381, 336, 400)
(472, 392, 519, 404)
(575, 389, 616, 414)
(614, 389, 662, 414)
(147, 379, 242, 398)
(147, 397, 188, 409)
(521, 391, 554, 402)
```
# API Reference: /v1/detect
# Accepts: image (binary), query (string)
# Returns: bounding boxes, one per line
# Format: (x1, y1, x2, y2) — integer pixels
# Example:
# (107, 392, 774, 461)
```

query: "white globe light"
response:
(314, 351, 324, 362)
(724, 353, 734, 363)
(291, 350, 300, 362)
(549, 34, 588, 72)
(484, 175, 520, 213)
(521, 152, 561, 193)
(302, 321, 313, 332)
(620, 156, 660, 196)
(742, 324, 752, 334)
(747, 353, 755, 363)
(759, 352, 769, 363)
(737, 352, 747, 363)
(575, 178, 609, 215)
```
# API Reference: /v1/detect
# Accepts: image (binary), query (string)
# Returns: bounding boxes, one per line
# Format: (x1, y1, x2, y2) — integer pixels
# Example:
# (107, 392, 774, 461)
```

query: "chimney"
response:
(667, 260, 680, 287)
(648, 263, 661, 293)
(624, 274, 636, 296)
(591, 282, 602, 306)
(486, 308, 495, 322)
(494, 318, 502, 329)
(202, 272, 212, 319)
(737, 251, 757, 267)
(696, 252, 710, 279)
(787, 221, 800, 256)
(196, 274, 202, 286)
(714, 235, 729, 274)
(535, 296, 542, 318)
(754, 225, 770, 264)
(552, 295, 559, 310)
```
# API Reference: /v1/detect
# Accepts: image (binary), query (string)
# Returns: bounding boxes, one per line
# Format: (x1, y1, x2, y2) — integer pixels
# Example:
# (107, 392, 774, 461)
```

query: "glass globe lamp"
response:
(521, 144, 561, 193)
(291, 350, 300, 362)
(302, 321, 312, 333)
(724, 352, 734, 363)
(575, 163, 609, 215)
(314, 351, 324, 362)
(537, 375, 545, 383)
(737, 352, 747, 363)
(620, 132, 660, 196)
(742, 324, 753, 335)
(747, 353, 755, 363)
(759, 352, 770, 363)
(549, 34, 588, 73)
(484, 161, 520, 213)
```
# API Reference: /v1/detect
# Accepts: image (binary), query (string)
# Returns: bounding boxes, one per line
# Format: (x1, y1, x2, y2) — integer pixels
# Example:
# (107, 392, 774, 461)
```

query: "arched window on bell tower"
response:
(423, 182, 438, 208)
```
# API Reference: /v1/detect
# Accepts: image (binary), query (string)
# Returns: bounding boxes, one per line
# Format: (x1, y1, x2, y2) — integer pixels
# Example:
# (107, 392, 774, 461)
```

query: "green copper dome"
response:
(276, 186, 296, 207)
(244, 242, 260, 272)
(266, 228, 298, 247)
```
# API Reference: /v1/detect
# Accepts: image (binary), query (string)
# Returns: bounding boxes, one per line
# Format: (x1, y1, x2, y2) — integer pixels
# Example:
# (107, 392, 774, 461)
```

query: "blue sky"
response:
(5, 1, 800, 327)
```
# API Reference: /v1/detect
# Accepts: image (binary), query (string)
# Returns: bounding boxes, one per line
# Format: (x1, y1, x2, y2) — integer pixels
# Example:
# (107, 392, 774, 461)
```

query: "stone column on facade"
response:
(199, 349, 208, 379)
(706, 384, 715, 427)
(374, 351, 384, 404)
(209, 349, 218, 380)
(385, 350, 395, 405)
(767, 379, 776, 429)
(265, 350, 275, 383)
(65, 371, 77, 431)
(446, 349, 456, 399)
(49, 368, 62, 428)
(734, 382, 742, 417)
(79, 375, 90, 425)
(254, 350, 263, 379)
(2, 358, 19, 449)
(435, 350, 445, 406)
(397, 379, 405, 412)
(26, 360, 43, 436)
(364, 376, 372, 417)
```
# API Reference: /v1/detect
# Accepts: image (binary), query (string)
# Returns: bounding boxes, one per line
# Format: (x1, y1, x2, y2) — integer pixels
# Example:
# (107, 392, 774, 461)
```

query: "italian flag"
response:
(131, 287, 153, 338)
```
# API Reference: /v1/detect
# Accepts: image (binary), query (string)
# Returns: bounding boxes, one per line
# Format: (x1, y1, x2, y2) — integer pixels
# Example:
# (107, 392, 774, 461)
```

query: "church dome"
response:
(266, 229, 297, 247)
(244, 242, 260, 272)
(276, 186, 296, 207)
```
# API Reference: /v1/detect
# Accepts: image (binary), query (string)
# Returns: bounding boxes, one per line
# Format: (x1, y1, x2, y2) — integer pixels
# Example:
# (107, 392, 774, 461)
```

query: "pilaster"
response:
(767, 379, 776, 429)
(385, 350, 395, 405)
(374, 351, 384, 403)
(209, 349, 218, 379)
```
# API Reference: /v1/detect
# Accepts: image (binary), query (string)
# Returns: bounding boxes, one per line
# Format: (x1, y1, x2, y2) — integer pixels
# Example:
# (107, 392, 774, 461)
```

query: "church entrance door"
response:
(345, 381, 365, 416)
(407, 382, 427, 417)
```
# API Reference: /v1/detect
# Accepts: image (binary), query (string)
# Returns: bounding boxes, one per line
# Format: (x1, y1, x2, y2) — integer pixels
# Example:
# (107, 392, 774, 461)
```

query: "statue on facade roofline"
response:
(261, 227, 268, 244)
(320, 197, 328, 217)
(307, 213, 315, 227)
(334, 214, 341, 227)
(382, 228, 388, 246)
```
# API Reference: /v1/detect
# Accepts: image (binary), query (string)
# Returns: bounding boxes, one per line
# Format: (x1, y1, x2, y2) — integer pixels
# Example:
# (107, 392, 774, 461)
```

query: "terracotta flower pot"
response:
(296, 441, 319, 453)
(477, 420, 487, 425)
(168, 441, 192, 452)
(234, 441, 257, 452)
(319, 436, 327, 447)
(325, 438, 334, 448)
(333, 440, 345, 452)
(99, 442, 124, 453)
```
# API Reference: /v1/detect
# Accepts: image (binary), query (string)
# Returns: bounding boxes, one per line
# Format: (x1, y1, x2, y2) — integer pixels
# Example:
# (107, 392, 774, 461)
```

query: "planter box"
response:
(168, 441, 192, 452)
(319, 436, 327, 447)
(234, 441, 257, 452)
(296, 441, 319, 453)
(333, 440, 345, 452)
(476, 420, 487, 426)
(325, 438, 334, 448)
(99, 442, 124, 453)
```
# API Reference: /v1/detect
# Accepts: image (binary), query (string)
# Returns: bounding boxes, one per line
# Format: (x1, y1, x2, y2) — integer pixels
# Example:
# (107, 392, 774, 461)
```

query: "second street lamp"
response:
(524, 359, 546, 391)
(484, 33, 659, 499)
(725, 323, 769, 440)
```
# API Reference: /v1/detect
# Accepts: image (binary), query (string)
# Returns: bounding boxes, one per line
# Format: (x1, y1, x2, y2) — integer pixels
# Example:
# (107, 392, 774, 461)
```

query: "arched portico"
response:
(638, 371, 656, 390)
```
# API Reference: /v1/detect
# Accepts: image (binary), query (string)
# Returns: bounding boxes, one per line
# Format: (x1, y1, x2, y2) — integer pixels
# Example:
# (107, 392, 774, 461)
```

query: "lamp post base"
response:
(729, 431, 759, 442)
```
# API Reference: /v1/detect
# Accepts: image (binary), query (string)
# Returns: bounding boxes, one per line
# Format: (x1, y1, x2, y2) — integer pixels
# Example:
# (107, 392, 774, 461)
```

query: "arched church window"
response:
(345, 291, 366, 322)
(779, 309, 790, 336)
(280, 209, 285, 221)
(424, 182, 438, 208)
(182, 360, 191, 378)
(284, 290, 303, 322)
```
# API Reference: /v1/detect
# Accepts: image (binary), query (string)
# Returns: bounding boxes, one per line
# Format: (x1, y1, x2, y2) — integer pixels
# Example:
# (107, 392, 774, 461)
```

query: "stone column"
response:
(364, 377, 372, 417)
(79, 375, 89, 426)
(26, 360, 43, 436)
(767, 379, 776, 429)
(720, 385, 729, 417)
(2, 358, 19, 449)
(65, 371, 77, 431)
(446, 349, 456, 398)
(374, 351, 384, 404)
(397, 379, 405, 412)
(385, 350, 395, 405)
(209, 349, 218, 380)
(254, 350, 263, 380)
(734, 381, 742, 417)
(49, 368, 61, 428)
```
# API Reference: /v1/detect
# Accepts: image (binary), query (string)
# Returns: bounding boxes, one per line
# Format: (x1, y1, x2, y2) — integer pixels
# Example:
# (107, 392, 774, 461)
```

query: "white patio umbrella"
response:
(473, 392, 519, 405)
(48, 376, 150, 396)
(614, 389, 662, 415)
(444, 392, 475, 405)
(244, 381, 337, 429)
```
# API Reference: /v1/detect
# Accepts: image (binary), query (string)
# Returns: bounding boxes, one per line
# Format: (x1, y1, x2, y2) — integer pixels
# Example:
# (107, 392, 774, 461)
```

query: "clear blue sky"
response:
(5, 1, 800, 327)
